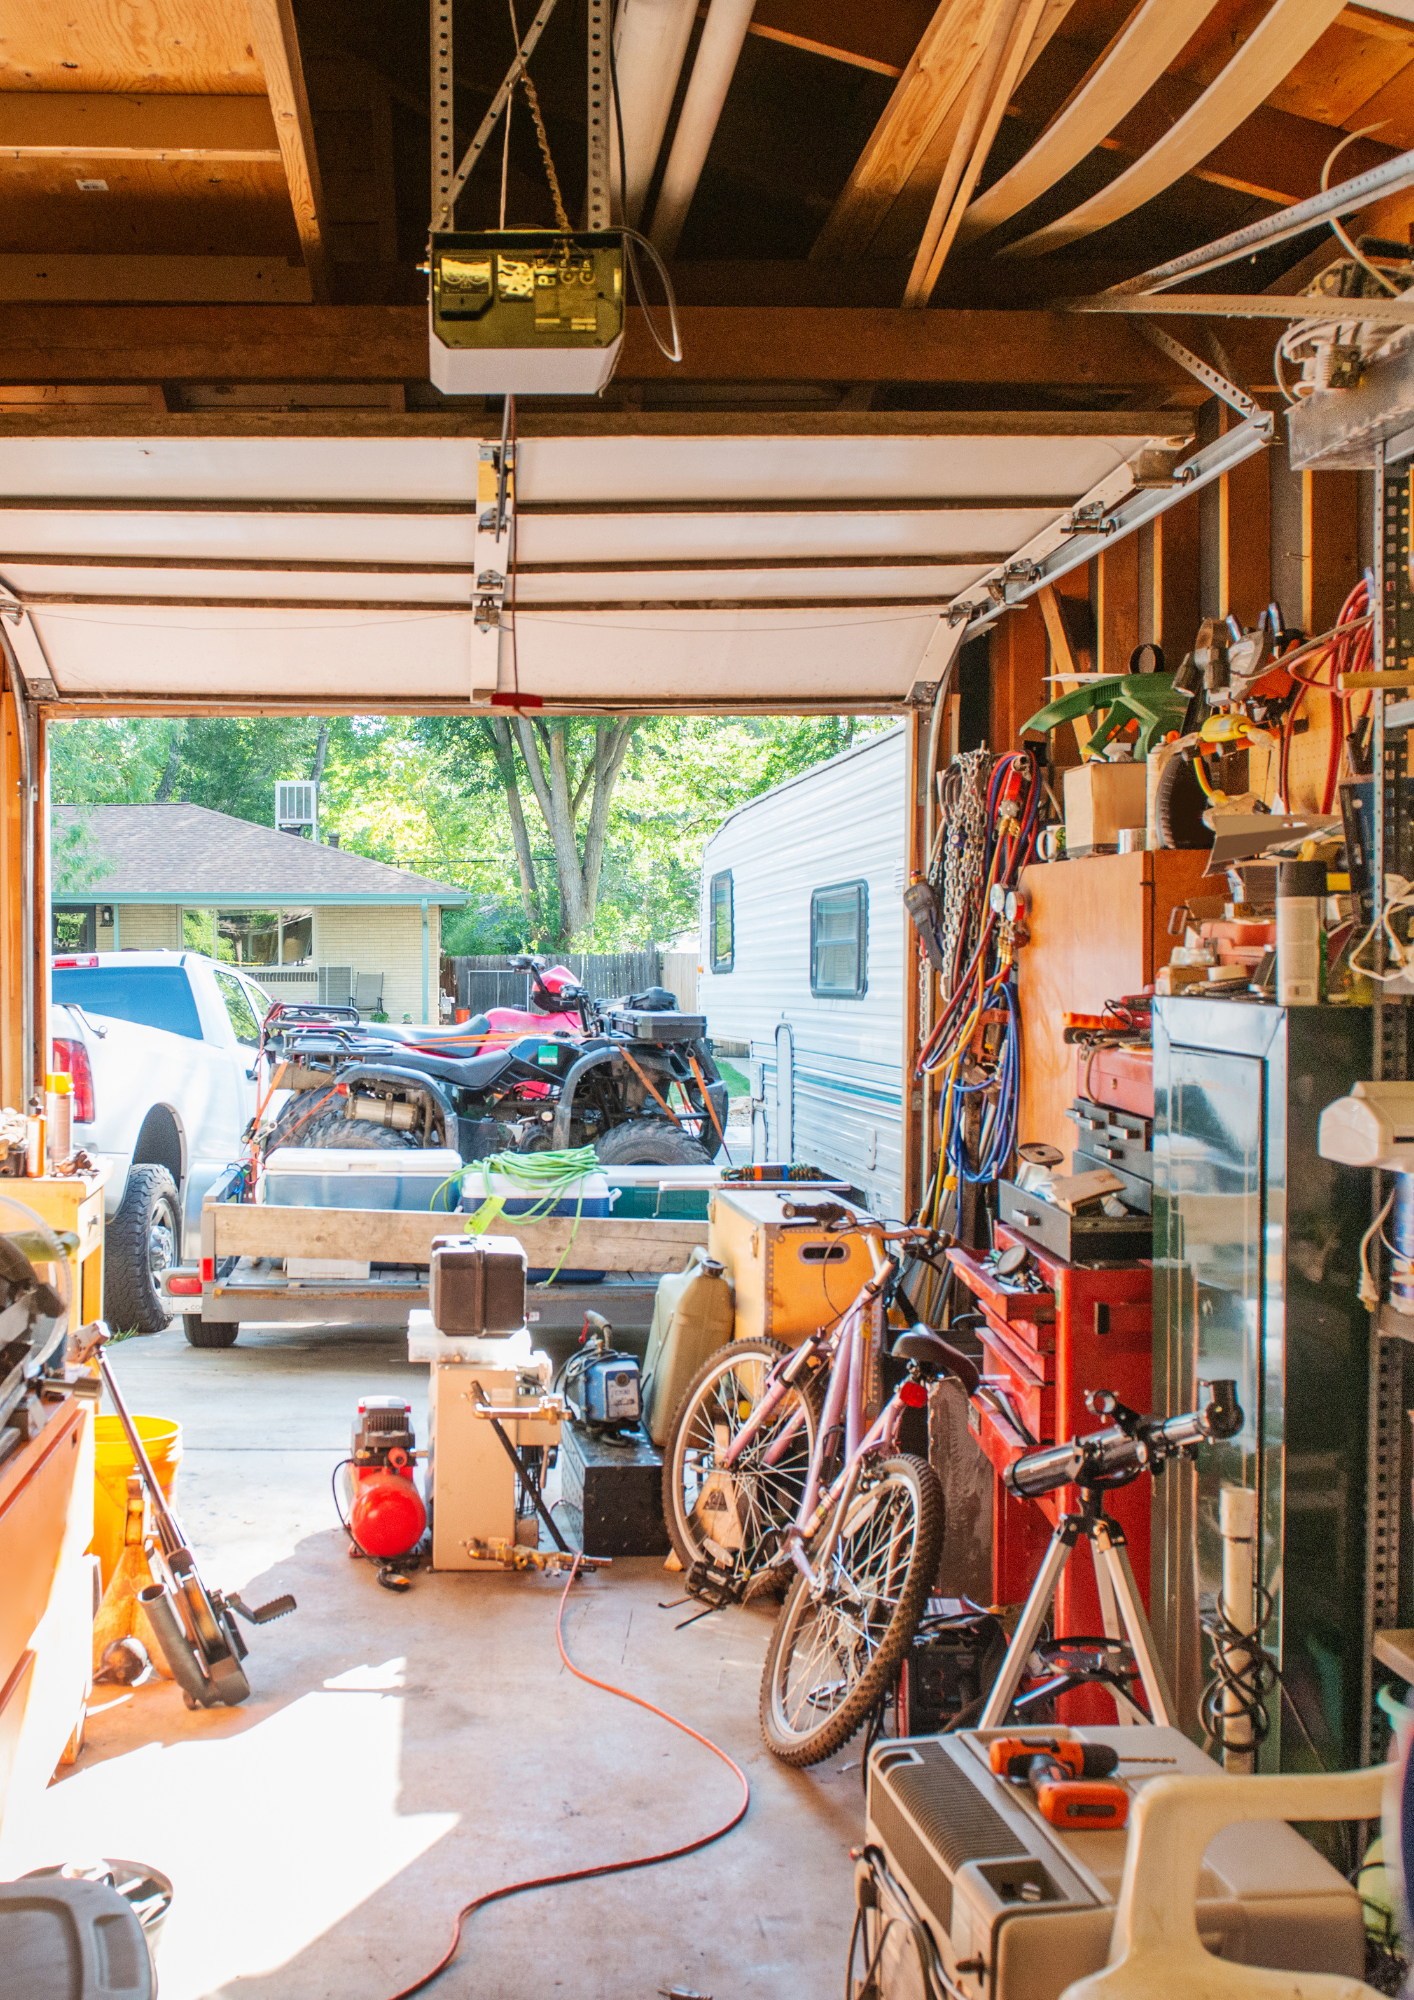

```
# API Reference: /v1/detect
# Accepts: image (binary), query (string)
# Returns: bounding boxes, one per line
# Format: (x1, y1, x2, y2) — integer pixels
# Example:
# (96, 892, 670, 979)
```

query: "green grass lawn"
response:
(716, 1058, 751, 1099)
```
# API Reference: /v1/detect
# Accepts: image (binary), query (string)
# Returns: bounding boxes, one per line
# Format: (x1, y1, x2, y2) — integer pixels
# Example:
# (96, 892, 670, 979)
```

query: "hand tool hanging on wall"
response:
(96, 1329, 294, 1707)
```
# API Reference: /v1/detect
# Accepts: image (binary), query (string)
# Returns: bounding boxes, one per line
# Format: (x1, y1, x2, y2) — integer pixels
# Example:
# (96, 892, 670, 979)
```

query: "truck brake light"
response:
(167, 1275, 202, 1296)
(52, 956, 99, 968)
(51, 1038, 95, 1122)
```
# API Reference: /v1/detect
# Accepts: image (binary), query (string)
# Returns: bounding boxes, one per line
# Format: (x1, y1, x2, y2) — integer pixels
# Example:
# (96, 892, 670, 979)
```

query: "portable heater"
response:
(346, 1397, 426, 1561)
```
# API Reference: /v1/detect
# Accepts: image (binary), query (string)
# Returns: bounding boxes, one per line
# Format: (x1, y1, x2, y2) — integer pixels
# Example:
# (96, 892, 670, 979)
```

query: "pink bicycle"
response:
(662, 1228, 977, 1765)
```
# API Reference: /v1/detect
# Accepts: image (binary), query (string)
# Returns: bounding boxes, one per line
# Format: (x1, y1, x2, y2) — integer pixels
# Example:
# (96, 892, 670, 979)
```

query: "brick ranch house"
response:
(52, 802, 467, 1024)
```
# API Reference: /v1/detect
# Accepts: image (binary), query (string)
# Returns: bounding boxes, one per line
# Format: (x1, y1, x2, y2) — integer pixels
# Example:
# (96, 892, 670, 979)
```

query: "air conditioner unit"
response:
(276, 781, 317, 838)
(318, 965, 353, 1007)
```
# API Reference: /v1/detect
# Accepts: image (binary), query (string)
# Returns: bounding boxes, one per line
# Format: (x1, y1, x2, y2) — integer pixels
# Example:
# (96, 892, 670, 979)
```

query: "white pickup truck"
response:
(51, 950, 275, 1342)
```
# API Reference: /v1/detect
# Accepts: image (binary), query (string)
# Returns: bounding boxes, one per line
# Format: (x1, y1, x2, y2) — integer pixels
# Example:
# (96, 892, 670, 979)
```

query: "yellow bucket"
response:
(91, 1414, 182, 1592)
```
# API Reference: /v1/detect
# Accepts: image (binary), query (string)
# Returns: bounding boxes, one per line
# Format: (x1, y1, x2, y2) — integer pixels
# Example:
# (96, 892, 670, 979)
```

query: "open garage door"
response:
(0, 418, 1189, 711)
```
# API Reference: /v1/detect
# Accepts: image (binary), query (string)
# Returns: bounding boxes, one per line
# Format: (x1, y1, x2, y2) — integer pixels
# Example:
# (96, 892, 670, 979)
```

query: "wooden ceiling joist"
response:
(956, 0, 1216, 247)
(245, 0, 330, 301)
(1003, 0, 1349, 256)
(812, 0, 1075, 264)
(0, 94, 281, 161)
(810, 0, 1011, 263)
(0, 303, 1264, 390)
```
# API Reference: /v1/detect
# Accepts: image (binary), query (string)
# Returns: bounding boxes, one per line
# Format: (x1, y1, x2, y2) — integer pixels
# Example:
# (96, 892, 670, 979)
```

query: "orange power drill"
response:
(988, 1736, 1129, 1829)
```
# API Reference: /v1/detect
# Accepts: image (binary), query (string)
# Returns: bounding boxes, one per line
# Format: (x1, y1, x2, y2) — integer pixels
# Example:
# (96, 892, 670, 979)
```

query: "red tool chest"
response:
(948, 1226, 1153, 1722)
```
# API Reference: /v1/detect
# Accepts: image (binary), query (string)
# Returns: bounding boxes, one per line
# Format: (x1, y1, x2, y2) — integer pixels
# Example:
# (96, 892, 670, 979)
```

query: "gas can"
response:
(641, 1249, 735, 1446)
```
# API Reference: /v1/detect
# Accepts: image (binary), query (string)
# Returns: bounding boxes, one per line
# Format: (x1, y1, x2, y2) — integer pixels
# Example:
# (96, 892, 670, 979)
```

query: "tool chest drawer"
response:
(977, 1327, 1054, 1443)
(998, 1180, 1152, 1264)
(1070, 1147, 1152, 1213)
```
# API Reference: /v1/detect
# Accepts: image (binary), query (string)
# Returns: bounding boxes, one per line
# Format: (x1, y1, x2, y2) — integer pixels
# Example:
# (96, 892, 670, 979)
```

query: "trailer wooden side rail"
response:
(191, 1191, 708, 1333)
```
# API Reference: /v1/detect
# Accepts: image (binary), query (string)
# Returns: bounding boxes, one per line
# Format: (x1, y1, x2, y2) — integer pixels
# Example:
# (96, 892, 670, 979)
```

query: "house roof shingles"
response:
(53, 803, 467, 904)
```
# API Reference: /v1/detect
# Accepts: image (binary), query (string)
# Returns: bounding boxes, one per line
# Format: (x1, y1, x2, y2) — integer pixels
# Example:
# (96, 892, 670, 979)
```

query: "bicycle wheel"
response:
(662, 1338, 823, 1598)
(759, 1454, 943, 1767)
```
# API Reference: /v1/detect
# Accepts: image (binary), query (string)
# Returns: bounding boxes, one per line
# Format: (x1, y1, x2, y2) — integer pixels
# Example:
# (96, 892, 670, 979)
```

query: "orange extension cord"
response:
(379, 1558, 752, 1999)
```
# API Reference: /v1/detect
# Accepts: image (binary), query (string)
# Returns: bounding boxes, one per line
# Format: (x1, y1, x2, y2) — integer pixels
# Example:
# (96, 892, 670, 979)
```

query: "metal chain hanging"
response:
(506, 0, 571, 232)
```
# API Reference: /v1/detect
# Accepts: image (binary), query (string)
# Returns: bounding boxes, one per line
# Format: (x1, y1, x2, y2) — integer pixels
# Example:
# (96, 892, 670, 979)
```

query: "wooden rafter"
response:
(1003, 0, 1348, 256)
(0, 95, 281, 162)
(956, 0, 1216, 247)
(813, 0, 1075, 264)
(246, 0, 330, 301)
(811, 0, 1011, 263)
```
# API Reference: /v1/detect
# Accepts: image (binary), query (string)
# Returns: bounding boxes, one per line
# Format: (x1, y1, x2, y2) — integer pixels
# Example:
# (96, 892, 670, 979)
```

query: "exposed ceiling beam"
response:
(811, 0, 1074, 262)
(0, 406, 1198, 441)
(956, 0, 1219, 247)
(745, 0, 937, 77)
(0, 94, 282, 161)
(0, 257, 312, 305)
(246, 0, 330, 301)
(1003, 0, 1348, 256)
(0, 551, 1015, 572)
(0, 303, 1263, 388)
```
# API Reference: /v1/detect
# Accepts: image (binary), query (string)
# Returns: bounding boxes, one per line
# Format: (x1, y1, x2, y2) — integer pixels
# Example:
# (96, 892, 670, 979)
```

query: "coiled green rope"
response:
(455, 1145, 603, 1283)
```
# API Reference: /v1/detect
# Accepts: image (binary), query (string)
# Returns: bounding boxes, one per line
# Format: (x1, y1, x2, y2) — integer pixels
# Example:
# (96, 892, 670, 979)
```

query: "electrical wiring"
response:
(1276, 577, 1373, 813)
(378, 1556, 750, 1999)
(916, 751, 1041, 1226)
(1359, 1188, 1399, 1309)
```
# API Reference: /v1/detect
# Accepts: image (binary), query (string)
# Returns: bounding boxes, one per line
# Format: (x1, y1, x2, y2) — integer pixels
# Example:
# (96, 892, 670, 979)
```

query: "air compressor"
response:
(561, 1311, 642, 1436)
(341, 1397, 427, 1583)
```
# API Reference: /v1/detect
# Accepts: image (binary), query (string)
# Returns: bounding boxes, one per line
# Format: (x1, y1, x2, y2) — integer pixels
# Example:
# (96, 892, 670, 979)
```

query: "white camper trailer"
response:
(699, 726, 906, 1218)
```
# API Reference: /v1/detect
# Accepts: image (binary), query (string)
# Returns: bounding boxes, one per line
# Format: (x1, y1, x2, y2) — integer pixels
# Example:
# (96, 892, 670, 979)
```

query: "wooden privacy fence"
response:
(449, 950, 661, 1014)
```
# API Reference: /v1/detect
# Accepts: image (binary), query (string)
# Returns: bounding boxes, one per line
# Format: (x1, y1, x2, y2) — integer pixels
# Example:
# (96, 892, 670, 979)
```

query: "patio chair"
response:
(354, 971, 385, 1019)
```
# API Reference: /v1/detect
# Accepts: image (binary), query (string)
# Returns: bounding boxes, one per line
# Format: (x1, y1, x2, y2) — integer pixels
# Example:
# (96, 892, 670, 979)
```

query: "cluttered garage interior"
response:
(17, 0, 1414, 1994)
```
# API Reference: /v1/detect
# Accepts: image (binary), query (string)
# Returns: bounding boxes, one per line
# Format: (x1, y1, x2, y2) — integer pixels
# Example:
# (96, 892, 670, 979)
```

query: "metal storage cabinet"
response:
(1151, 998, 1372, 1769)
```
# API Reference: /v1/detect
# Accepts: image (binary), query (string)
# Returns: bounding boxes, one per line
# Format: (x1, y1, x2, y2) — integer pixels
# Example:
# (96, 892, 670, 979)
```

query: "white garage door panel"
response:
(514, 433, 1156, 502)
(0, 426, 1166, 706)
(2, 564, 481, 605)
(32, 602, 952, 704)
(512, 565, 985, 603)
(511, 509, 1056, 564)
(0, 436, 490, 503)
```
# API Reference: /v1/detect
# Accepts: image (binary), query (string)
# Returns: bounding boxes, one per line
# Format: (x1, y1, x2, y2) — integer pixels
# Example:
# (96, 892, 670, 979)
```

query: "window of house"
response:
(810, 881, 868, 997)
(52, 905, 97, 952)
(214, 967, 262, 1046)
(709, 870, 734, 971)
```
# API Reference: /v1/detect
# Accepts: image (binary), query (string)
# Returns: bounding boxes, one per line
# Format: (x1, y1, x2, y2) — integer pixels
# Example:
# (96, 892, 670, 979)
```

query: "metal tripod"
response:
(978, 1488, 1176, 1728)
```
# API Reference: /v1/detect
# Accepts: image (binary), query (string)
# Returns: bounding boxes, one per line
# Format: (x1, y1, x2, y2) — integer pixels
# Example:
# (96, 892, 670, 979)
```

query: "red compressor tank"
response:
(347, 1398, 426, 1559)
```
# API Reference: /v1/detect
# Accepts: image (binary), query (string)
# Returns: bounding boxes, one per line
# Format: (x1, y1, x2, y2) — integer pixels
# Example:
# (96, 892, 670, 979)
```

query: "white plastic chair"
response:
(1060, 1766, 1387, 2000)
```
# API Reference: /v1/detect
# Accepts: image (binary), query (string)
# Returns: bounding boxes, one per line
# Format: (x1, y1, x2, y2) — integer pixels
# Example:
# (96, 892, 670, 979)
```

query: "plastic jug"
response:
(642, 1248, 735, 1447)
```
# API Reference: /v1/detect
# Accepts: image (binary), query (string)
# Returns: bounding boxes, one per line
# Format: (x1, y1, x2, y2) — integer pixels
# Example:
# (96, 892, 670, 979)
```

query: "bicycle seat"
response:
(892, 1328, 980, 1394)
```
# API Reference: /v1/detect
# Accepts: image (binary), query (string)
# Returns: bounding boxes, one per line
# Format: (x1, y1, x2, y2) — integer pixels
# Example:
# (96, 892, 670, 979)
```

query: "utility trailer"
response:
(161, 1166, 707, 1346)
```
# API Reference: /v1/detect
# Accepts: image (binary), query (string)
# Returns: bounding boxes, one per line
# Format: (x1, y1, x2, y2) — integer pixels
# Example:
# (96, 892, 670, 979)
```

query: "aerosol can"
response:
(561, 1312, 642, 1436)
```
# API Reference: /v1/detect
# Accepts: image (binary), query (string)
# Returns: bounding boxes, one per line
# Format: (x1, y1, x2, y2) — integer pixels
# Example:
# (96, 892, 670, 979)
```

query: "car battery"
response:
(707, 1187, 876, 1346)
(429, 1233, 527, 1334)
(862, 1725, 1363, 2000)
(408, 1312, 560, 1570)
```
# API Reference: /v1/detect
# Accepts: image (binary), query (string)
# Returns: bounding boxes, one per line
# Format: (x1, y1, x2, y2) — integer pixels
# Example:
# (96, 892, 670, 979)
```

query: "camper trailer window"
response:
(710, 870, 734, 971)
(811, 881, 868, 997)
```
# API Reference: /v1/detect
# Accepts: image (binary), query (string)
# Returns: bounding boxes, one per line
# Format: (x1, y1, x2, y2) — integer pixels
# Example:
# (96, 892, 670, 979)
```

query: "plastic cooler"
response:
(460, 1167, 612, 1281)
(261, 1147, 464, 1211)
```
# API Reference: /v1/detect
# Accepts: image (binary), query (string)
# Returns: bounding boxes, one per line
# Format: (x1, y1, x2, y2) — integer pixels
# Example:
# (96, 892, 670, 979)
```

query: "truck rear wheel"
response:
(182, 1314, 239, 1349)
(105, 1164, 182, 1335)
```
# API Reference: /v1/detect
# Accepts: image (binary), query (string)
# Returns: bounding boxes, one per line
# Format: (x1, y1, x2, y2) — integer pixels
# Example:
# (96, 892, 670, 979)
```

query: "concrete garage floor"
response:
(0, 1320, 867, 2000)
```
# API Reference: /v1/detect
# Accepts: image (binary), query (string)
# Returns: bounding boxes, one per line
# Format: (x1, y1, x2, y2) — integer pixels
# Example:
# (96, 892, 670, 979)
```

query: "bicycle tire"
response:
(661, 1337, 823, 1598)
(759, 1454, 943, 1767)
